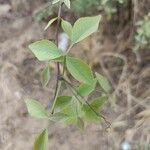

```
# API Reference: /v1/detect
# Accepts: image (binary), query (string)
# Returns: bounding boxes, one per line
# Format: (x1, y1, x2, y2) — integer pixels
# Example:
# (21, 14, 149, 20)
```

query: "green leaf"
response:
(66, 57, 95, 85)
(72, 15, 101, 44)
(61, 104, 77, 125)
(64, 116, 77, 125)
(34, 129, 48, 150)
(41, 67, 50, 87)
(52, 0, 60, 5)
(53, 56, 64, 62)
(44, 17, 58, 30)
(63, 0, 71, 9)
(55, 96, 72, 109)
(77, 117, 84, 130)
(90, 96, 107, 111)
(82, 104, 100, 122)
(29, 40, 62, 61)
(49, 112, 68, 122)
(77, 80, 96, 97)
(61, 19, 72, 38)
(52, 0, 70, 9)
(95, 72, 111, 93)
(25, 99, 48, 119)
(61, 98, 81, 125)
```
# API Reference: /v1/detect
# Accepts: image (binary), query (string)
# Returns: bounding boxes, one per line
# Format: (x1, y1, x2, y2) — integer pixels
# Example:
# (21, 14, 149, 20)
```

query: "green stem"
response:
(51, 2, 63, 113)
(66, 44, 73, 54)
(62, 43, 73, 80)
(51, 82, 61, 114)
(62, 56, 66, 75)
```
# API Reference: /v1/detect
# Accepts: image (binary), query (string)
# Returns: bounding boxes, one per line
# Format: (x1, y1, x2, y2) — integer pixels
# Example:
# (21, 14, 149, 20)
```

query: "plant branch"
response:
(55, 2, 63, 77)
(51, 2, 63, 114)
(61, 78, 111, 127)
(66, 44, 73, 54)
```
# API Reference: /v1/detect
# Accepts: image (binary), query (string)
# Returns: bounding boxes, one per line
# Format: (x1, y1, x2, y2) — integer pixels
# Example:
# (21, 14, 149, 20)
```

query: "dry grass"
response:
(0, 0, 149, 149)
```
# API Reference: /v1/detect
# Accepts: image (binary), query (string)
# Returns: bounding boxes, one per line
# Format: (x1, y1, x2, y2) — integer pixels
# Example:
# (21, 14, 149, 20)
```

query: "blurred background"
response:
(0, 0, 149, 149)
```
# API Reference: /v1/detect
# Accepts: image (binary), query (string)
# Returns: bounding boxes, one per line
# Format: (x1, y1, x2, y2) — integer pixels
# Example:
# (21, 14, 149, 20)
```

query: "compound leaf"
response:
(72, 15, 101, 44)
(25, 99, 48, 119)
(34, 129, 48, 150)
(66, 57, 94, 85)
(29, 40, 62, 61)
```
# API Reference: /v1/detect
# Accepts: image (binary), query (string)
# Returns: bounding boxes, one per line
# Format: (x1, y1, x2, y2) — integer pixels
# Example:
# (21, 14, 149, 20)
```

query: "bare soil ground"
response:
(0, 0, 149, 150)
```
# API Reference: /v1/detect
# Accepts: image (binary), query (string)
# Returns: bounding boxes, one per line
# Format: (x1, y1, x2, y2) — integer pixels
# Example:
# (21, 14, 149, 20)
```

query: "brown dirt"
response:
(0, 0, 149, 150)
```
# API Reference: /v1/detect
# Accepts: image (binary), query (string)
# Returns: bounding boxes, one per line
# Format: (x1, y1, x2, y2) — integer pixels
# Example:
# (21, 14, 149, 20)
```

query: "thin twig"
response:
(51, 82, 62, 114)
(85, 101, 111, 128)
(62, 56, 66, 75)
(51, 2, 63, 114)
(62, 43, 73, 75)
